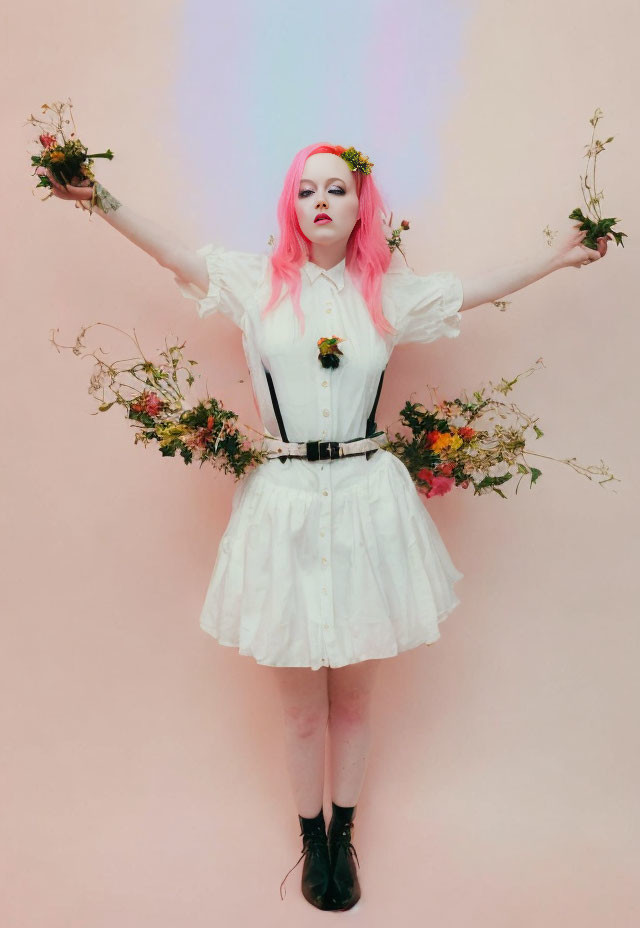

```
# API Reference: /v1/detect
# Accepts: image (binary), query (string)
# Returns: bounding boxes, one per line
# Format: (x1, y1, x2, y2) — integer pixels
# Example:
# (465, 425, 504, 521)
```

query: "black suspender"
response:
(264, 368, 290, 443)
(365, 368, 385, 438)
(263, 364, 386, 462)
(364, 368, 385, 460)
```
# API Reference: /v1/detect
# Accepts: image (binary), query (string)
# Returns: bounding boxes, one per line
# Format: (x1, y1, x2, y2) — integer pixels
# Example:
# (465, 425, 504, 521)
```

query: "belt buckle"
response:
(307, 440, 340, 461)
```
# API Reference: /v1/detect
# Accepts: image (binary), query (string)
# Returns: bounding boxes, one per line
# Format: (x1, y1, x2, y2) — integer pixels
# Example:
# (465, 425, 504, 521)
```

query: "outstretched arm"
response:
(35, 168, 209, 292)
(458, 224, 611, 313)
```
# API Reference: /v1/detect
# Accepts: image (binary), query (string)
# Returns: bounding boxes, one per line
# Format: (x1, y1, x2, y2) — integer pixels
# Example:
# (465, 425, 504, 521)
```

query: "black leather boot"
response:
(279, 809, 332, 909)
(327, 801, 361, 910)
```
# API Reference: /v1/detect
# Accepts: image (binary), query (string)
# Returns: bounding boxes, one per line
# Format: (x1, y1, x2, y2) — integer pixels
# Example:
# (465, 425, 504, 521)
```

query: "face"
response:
(294, 152, 360, 248)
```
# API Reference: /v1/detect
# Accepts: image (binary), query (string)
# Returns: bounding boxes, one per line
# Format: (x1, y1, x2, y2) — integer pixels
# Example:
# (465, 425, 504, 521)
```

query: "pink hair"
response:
(260, 143, 398, 339)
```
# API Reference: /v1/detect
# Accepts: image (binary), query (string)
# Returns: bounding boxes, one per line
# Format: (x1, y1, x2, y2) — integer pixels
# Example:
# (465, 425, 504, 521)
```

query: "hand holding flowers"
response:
(26, 98, 116, 214)
(547, 108, 626, 271)
(549, 224, 611, 270)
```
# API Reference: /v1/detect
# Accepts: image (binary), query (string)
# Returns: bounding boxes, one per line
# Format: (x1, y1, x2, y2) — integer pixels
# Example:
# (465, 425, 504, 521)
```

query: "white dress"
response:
(174, 244, 465, 670)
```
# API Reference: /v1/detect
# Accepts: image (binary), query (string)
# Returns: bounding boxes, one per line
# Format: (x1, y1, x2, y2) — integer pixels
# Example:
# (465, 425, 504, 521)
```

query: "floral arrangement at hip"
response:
(49, 322, 269, 478)
(384, 358, 617, 498)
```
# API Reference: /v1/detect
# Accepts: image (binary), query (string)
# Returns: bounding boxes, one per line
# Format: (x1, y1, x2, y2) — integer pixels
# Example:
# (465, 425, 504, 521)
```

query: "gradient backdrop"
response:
(2, 1, 639, 926)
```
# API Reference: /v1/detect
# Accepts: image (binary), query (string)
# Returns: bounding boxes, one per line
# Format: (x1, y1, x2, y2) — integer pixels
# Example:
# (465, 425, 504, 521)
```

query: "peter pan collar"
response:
(302, 257, 346, 292)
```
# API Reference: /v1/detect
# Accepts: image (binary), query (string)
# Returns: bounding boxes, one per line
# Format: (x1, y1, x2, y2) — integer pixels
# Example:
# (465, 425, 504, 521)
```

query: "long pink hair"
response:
(260, 143, 398, 339)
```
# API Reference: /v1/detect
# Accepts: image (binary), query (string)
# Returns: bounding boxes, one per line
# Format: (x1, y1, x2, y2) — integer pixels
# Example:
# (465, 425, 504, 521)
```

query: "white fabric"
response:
(173, 246, 465, 669)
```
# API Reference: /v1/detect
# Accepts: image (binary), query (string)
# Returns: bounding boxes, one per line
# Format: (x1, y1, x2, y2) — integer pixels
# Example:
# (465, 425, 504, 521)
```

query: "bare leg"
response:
(327, 659, 382, 807)
(270, 666, 329, 817)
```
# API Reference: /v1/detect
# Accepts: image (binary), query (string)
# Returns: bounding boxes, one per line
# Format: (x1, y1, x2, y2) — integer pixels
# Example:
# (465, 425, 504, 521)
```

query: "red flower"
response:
(146, 392, 163, 416)
(438, 461, 455, 476)
(426, 475, 454, 498)
(130, 390, 163, 417)
(457, 426, 476, 440)
(416, 467, 454, 497)
(39, 133, 58, 148)
(424, 430, 442, 448)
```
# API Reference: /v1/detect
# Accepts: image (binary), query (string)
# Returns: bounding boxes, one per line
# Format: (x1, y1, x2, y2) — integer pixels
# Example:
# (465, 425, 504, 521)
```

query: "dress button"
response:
(323, 624, 329, 629)
(322, 587, 327, 594)
(325, 308, 332, 314)
(320, 531, 325, 537)
(322, 490, 328, 496)
(322, 409, 330, 417)
(321, 380, 328, 387)
(321, 430, 327, 437)
(322, 557, 327, 565)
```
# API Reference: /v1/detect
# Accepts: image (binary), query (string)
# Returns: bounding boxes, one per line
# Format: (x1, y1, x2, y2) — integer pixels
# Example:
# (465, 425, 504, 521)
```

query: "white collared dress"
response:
(174, 245, 465, 670)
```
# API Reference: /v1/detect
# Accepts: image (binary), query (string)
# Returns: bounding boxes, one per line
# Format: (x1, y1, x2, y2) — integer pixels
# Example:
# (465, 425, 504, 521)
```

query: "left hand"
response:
(553, 223, 611, 270)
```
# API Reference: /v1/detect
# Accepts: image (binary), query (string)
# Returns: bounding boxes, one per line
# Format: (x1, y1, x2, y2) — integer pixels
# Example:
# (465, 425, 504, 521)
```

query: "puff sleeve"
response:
(383, 267, 464, 346)
(173, 244, 268, 328)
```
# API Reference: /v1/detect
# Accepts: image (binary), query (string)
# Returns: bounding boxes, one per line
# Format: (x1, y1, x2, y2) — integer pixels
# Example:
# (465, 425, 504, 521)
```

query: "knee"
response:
(328, 690, 372, 727)
(282, 703, 329, 739)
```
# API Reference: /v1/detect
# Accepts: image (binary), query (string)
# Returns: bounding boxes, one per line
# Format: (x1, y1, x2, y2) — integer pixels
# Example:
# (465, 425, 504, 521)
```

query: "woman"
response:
(37, 143, 609, 912)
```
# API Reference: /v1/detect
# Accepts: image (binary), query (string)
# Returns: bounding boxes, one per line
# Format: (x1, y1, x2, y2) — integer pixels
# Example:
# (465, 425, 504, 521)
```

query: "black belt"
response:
(264, 365, 386, 463)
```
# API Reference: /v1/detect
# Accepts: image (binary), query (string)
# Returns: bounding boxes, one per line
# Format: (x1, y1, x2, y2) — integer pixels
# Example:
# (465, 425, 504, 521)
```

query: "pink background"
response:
(3, 0, 639, 925)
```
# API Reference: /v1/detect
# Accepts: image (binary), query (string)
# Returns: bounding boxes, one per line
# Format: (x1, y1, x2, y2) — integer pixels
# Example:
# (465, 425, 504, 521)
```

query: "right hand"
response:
(35, 166, 94, 202)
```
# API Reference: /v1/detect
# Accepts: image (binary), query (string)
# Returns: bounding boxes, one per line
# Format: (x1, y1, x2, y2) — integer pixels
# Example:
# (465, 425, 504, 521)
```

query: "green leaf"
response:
(529, 467, 542, 485)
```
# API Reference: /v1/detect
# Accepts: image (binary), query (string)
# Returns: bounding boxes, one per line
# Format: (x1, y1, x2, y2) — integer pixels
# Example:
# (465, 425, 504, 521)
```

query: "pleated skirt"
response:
(199, 448, 464, 670)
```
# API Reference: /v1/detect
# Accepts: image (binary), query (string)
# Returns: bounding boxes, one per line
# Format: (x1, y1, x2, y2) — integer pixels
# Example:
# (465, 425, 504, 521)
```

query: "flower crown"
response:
(340, 146, 374, 175)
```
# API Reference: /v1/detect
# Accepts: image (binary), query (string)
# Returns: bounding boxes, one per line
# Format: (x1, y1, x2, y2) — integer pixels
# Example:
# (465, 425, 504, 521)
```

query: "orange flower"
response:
(430, 432, 454, 454)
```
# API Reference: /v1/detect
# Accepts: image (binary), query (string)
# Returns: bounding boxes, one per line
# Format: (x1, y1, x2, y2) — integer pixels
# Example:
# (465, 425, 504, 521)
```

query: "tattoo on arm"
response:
(91, 181, 121, 214)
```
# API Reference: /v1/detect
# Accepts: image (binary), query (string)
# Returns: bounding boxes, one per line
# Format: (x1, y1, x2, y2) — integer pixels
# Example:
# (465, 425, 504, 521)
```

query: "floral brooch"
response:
(317, 335, 345, 369)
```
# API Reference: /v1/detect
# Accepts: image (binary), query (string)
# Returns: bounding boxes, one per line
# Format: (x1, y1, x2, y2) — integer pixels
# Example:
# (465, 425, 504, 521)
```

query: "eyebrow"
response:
(299, 177, 347, 185)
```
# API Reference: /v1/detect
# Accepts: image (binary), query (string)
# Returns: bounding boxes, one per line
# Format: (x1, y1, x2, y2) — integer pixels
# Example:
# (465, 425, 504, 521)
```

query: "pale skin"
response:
(37, 151, 611, 817)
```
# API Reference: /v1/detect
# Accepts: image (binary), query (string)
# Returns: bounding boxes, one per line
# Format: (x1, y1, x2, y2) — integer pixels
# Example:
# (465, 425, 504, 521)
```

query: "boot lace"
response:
(279, 829, 327, 900)
(329, 820, 360, 869)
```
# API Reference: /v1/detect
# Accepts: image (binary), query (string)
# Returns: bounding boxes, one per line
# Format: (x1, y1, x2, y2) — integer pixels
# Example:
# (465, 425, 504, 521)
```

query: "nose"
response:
(315, 196, 329, 210)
